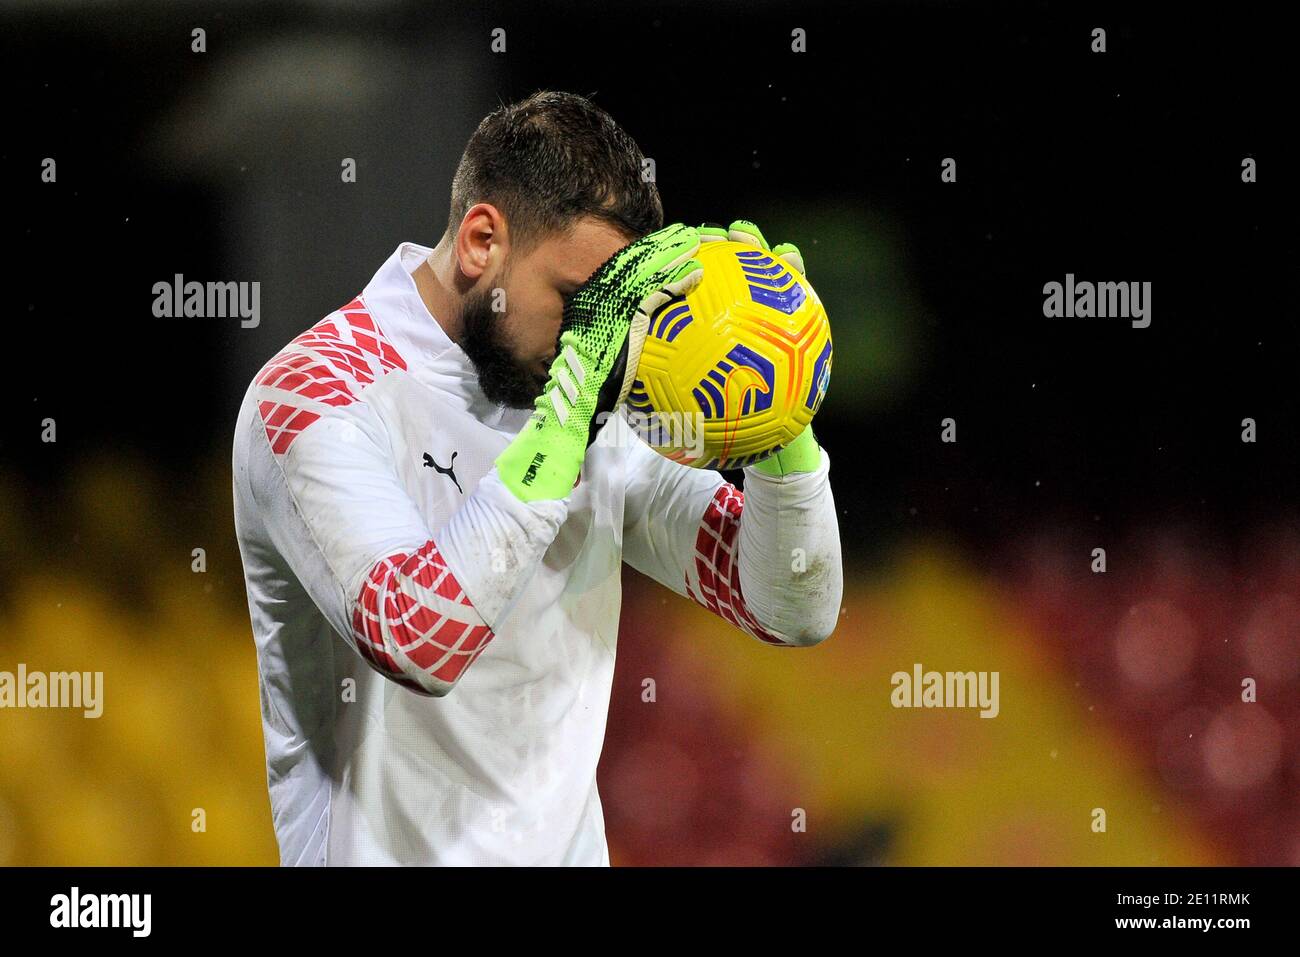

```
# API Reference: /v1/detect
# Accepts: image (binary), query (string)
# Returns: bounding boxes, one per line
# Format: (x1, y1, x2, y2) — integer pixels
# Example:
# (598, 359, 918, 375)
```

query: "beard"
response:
(457, 283, 549, 410)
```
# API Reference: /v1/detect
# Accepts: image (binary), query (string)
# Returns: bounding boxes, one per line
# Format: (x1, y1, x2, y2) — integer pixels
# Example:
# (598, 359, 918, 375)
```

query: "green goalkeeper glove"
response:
(496, 222, 704, 502)
(699, 218, 806, 278)
(700, 219, 822, 477)
(753, 422, 821, 476)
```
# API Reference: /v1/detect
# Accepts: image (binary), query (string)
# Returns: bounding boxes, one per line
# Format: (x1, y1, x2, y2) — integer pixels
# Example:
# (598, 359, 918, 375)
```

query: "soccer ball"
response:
(624, 240, 832, 469)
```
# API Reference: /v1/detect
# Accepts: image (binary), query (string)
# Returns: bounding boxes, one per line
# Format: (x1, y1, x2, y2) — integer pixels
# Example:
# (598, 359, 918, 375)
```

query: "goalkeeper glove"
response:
(496, 223, 703, 502)
(699, 218, 806, 278)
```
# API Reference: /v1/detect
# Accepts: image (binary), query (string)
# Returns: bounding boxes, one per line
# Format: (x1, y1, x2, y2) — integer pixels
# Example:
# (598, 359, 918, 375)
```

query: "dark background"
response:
(6, 2, 1293, 553)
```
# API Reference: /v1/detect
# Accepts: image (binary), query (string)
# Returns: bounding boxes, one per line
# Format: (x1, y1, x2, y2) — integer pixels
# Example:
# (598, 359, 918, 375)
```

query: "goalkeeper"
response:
(232, 90, 842, 866)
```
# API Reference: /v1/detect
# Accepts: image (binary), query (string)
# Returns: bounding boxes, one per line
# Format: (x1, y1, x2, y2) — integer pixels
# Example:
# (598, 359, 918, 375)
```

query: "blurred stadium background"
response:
(1, 2, 1295, 865)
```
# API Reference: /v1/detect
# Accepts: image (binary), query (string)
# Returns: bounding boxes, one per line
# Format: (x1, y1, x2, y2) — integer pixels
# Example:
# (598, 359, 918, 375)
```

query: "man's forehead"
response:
(540, 218, 630, 279)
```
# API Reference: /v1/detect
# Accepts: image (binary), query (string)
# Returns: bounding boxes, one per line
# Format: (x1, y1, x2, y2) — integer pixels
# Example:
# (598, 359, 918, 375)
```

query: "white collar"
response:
(361, 242, 530, 432)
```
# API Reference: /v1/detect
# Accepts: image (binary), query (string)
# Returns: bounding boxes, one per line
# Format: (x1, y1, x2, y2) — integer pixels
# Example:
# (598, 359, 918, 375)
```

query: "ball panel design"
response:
(627, 240, 832, 469)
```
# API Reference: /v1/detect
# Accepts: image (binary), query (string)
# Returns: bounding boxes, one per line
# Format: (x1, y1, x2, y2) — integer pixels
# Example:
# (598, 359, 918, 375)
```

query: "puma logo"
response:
(423, 451, 462, 494)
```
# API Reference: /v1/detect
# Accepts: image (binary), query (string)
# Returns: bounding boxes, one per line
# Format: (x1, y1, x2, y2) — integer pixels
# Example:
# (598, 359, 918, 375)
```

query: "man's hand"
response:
(496, 223, 703, 502)
(700, 218, 806, 278)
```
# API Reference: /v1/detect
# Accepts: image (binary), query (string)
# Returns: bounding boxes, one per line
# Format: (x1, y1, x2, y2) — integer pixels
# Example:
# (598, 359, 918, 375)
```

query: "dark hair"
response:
(444, 90, 664, 249)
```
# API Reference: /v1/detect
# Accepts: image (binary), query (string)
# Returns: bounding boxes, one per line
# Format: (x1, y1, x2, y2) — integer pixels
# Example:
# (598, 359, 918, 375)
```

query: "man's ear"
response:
(455, 203, 508, 281)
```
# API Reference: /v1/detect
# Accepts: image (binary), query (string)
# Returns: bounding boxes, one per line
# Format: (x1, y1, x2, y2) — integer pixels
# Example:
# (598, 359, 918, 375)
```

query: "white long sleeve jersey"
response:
(232, 241, 843, 866)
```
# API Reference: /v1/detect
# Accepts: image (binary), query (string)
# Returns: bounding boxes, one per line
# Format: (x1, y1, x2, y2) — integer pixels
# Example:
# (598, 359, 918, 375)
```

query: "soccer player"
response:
(232, 90, 843, 865)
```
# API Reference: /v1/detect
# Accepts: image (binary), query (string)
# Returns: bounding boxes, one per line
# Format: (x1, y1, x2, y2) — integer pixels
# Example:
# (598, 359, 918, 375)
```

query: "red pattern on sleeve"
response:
(256, 297, 407, 455)
(685, 484, 790, 646)
(351, 540, 496, 693)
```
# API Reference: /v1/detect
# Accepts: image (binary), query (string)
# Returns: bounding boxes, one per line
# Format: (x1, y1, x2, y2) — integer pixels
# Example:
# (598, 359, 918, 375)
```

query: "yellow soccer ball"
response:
(625, 240, 832, 469)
